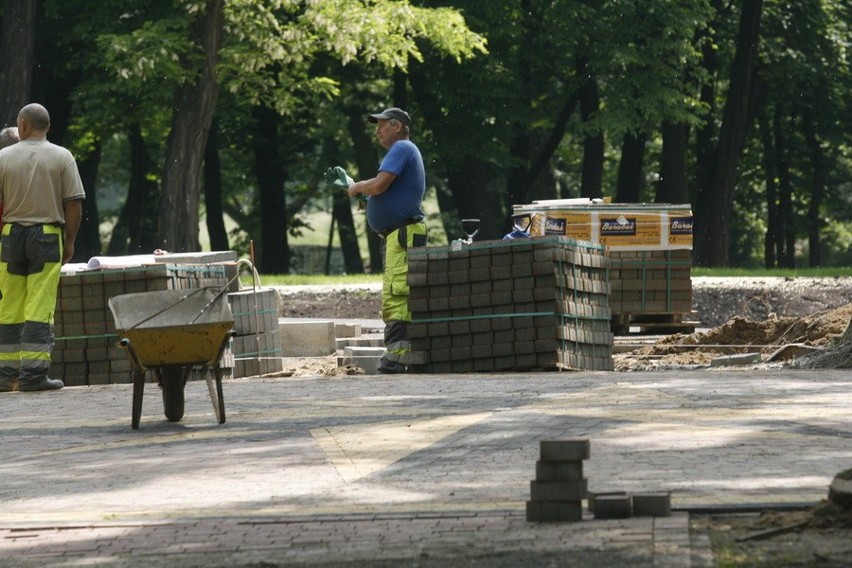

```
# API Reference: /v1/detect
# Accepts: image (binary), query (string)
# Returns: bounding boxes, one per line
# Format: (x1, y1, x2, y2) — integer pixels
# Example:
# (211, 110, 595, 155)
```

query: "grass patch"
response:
(692, 267, 852, 277)
(244, 273, 383, 286)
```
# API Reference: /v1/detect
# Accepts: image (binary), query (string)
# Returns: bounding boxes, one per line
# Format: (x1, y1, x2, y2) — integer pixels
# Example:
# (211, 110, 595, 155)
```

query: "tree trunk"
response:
(506, 131, 532, 210)
(204, 118, 229, 252)
(446, 155, 500, 239)
(615, 132, 646, 203)
(158, 0, 224, 252)
(694, 0, 763, 266)
(347, 110, 381, 272)
(74, 141, 102, 262)
(109, 123, 159, 254)
(773, 110, 795, 269)
(578, 58, 604, 199)
(657, 122, 689, 203)
(801, 111, 823, 267)
(251, 105, 288, 274)
(0, 0, 36, 126)
(758, 111, 780, 267)
(333, 191, 364, 274)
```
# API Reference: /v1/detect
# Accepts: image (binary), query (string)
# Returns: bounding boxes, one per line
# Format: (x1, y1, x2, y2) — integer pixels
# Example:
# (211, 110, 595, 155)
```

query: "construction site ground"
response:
(276, 276, 852, 376)
(272, 276, 852, 566)
(0, 276, 849, 567)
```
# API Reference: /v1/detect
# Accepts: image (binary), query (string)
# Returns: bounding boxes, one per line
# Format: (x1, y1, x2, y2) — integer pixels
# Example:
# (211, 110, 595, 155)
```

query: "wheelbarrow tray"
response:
(109, 288, 235, 368)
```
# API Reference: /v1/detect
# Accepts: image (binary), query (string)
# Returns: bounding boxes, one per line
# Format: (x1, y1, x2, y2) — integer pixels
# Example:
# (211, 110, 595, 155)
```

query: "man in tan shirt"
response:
(0, 103, 85, 391)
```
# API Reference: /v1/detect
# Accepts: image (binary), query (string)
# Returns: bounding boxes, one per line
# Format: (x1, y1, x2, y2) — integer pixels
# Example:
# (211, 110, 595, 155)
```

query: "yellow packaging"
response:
(523, 204, 692, 251)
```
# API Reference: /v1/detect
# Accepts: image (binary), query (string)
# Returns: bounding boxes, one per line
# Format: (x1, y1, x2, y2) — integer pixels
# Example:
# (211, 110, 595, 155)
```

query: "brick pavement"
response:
(0, 369, 849, 566)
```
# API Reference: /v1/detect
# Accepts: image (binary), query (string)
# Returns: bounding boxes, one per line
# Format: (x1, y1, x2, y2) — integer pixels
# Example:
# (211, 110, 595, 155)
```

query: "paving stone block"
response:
(337, 355, 380, 375)
(593, 494, 632, 519)
(334, 323, 362, 338)
(525, 500, 583, 523)
(530, 479, 588, 502)
(632, 492, 672, 517)
(709, 352, 762, 367)
(535, 460, 584, 482)
(587, 491, 628, 514)
(344, 346, 385, 357)
(540, 439, 590, 462)
(278, 320, 336, 357)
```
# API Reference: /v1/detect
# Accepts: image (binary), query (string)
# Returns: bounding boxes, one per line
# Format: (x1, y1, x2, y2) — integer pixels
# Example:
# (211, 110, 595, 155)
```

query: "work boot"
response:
(378, 358, 407, 375)
(17, 377, 64, 391)
(0, 377, 17, 392)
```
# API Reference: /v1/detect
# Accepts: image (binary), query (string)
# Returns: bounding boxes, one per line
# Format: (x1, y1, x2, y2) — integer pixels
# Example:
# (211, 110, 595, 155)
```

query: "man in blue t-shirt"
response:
(346, 107, 427, 374)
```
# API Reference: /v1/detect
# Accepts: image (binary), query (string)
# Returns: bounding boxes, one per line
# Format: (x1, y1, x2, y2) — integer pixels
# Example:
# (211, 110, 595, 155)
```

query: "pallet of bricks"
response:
(407, 236, 613, 373)
(515, 200, 695, 335)
(608, 249, 693, 334)
(52, 263, 233, 387)
(227, 288, 284, 377)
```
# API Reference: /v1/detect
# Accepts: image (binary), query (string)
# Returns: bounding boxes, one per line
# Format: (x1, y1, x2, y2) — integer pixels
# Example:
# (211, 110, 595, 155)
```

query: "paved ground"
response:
(1, 368, 849, 567)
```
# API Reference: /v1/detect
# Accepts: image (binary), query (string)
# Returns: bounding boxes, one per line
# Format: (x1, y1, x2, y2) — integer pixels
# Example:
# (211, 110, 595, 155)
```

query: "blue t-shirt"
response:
(366, 139, 425, 233)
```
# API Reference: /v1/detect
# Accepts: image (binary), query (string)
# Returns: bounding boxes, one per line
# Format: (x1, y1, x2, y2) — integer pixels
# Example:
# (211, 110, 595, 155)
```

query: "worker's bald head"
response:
(18, 103, 50, 132)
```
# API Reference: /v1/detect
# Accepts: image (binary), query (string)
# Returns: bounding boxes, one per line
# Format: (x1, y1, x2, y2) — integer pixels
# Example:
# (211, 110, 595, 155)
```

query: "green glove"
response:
(324, 166, 354, 188)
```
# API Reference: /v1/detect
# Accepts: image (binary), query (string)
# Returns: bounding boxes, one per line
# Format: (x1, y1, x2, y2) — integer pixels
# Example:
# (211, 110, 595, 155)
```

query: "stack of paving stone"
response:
(407, 236, 613, 372)
(228, 288, 283, 377)
(608, 249, 694, 333)
(52, 263, 232, 386)
(526, 439, 590, 523)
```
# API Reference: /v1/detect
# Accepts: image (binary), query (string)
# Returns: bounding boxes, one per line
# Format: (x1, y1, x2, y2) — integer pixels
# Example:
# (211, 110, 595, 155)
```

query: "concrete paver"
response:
(0, 368, 849, 566)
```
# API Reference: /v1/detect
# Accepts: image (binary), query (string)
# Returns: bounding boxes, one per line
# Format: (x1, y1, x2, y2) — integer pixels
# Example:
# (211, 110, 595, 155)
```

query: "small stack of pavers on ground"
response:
(526, 439, 673, 523)
(407, 236, 613, 372)
(527, 439, 590, 522)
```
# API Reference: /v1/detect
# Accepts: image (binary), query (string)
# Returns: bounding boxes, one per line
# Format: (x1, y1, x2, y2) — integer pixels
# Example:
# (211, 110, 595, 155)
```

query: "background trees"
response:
(0, 0, 849, 271)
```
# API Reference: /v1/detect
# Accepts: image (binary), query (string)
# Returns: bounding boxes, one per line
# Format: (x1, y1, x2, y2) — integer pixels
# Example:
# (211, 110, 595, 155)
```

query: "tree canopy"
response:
(1, 0, 849, 270)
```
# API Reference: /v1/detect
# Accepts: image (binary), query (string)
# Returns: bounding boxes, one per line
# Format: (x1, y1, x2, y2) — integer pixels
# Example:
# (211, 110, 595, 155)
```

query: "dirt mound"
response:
(667, 303, 852, 347)
(616, 303, 852, 371)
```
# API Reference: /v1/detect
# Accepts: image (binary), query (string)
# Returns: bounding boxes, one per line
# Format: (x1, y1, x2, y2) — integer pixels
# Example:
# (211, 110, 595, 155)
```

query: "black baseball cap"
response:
(368, 107, 411, 127)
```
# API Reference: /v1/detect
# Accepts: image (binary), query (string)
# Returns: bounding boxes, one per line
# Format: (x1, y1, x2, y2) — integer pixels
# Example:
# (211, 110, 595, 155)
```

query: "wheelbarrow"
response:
(108, 287, 235, 430)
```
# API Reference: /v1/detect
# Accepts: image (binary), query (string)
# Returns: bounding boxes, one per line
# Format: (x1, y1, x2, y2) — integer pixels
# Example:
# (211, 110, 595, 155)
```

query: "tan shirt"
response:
(0, 139, 85, 226)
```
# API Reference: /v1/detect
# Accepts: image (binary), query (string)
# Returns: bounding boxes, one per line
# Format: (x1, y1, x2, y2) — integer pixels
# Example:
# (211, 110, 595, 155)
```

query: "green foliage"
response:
(817, 219, 852, 266)
(21, 0, 852, 269)
(584, 0, 715, 136)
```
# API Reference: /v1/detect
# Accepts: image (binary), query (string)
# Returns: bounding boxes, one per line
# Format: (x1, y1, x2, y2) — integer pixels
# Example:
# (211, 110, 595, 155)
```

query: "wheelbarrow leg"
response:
(205, 366, 226, 424)
(131, 370, 146, 430)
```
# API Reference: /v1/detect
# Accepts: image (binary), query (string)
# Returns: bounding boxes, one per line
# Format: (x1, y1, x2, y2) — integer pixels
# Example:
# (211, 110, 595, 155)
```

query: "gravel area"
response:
(274, 277, 852, 329)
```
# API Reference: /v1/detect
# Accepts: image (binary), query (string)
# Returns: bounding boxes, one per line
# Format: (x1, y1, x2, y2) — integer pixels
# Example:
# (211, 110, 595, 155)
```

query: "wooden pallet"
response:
(611, 313, 699, 336)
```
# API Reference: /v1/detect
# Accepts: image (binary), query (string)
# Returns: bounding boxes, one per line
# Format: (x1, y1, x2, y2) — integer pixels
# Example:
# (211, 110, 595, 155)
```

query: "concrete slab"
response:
(709, 352, 762, 367)
(766, 343, 824, 362)
(338, 355, 381, 374)
(278, 319, 336, 356)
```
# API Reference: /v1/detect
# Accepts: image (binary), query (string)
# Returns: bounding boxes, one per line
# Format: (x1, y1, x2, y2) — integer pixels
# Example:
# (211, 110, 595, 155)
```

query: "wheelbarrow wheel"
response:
(159, 367, 185, 422)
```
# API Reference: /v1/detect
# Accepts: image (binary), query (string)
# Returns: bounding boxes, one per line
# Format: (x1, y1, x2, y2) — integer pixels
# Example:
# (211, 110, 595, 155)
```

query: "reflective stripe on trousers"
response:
(0, 223, 63, 381)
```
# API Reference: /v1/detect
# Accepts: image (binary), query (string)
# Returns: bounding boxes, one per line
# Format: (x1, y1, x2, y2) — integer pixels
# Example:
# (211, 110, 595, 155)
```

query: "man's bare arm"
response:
(348, 171, 397, 198)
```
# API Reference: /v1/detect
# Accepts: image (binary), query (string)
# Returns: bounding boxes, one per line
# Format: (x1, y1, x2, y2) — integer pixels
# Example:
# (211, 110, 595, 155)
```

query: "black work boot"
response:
(0, 376, 17, 392)
(18, 377, 64, 391)
(378, 357, 407, 375)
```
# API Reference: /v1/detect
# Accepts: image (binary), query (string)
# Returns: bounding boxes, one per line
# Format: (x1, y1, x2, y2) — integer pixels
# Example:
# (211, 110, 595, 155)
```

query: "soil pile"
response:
(615, 303, 851, 371)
